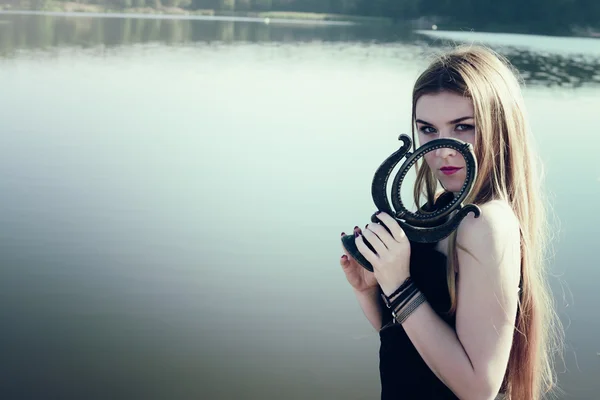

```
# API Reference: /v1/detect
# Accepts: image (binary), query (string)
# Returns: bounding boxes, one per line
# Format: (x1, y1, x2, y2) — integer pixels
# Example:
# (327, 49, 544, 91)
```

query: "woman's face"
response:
(415, 91, 476, 193)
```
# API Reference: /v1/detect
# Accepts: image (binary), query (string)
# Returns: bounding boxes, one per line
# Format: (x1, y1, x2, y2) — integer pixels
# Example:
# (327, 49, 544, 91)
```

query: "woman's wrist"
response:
(385, 276, 412, 300)
(392, 291, 427, 324)
(381, 277, 414, 309)
(378, 276, 427, 326)
(353, 285, 380, 296)
(381, 272, 412, 298)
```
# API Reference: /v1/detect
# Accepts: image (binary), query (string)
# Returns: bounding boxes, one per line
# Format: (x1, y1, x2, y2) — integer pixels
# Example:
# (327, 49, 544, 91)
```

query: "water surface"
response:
(0, 12, 598, 399)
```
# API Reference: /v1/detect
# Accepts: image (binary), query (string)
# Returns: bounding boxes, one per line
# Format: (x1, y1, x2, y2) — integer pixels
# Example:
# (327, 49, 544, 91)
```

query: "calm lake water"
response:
(0, 12, 599, 399)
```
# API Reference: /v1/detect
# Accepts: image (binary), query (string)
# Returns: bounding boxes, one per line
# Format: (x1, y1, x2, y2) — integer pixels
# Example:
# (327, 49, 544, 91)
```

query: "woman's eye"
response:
(419, 126, 436, 134)
(456, 124, 474, 132)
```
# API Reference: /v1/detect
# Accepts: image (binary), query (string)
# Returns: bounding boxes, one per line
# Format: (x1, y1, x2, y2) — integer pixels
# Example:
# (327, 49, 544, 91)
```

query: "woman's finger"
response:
(365, 222, 396, 248)
(373, 212, 406, 242)
(355, 234, 379, 267)
(340, 254, 349, 267)
(361, 226, 388, 255)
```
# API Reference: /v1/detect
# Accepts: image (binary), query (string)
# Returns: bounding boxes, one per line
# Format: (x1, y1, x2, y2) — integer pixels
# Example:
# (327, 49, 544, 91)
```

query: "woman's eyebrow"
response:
(415, 116, 474, 126)
(450, 116, 474, 124)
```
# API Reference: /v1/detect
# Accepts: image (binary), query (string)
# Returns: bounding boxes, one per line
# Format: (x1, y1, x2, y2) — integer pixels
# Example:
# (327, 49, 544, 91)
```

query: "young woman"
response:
(339, 45, 563, 400)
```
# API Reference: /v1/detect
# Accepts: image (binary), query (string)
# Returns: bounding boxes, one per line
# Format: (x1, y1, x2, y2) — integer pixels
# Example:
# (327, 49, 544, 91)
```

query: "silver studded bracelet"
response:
(392, 291, 427, 324)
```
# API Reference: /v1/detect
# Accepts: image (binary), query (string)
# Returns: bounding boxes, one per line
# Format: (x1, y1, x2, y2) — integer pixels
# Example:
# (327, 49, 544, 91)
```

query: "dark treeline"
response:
(203, 0, 600, 31)
(23, 0, 600, 32)
(1, 15, 599, 88)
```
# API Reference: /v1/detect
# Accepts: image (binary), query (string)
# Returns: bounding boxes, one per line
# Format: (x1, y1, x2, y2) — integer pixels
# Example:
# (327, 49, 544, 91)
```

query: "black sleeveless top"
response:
(377, 240, 459, 399)
(377, 193, 459, 399)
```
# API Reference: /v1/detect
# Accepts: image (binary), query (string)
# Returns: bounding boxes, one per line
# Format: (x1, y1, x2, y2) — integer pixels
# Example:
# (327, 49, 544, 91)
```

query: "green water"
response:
(0, 12, 598, 399)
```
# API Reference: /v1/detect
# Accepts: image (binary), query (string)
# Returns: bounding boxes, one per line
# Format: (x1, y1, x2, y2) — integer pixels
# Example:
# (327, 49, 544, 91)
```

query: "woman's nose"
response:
(435, 146, 457, 159)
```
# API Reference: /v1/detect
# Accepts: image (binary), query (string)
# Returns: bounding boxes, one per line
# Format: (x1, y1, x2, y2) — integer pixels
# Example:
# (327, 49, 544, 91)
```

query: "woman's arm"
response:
(400, 201, 522, 400)
(353, 287, 383, 331)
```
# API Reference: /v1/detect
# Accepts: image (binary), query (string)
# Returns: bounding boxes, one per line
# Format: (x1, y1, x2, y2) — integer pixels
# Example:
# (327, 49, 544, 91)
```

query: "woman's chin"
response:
(438, 176, 466, 193)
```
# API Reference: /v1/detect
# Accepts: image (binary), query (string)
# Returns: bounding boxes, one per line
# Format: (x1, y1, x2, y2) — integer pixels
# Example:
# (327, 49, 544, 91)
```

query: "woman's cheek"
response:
(423, 153, 436, 169)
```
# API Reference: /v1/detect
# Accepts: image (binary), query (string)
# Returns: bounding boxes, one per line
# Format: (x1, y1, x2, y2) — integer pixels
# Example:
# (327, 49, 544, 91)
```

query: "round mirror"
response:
(382, 137, 476, 227)
(396, 144, 469, 222)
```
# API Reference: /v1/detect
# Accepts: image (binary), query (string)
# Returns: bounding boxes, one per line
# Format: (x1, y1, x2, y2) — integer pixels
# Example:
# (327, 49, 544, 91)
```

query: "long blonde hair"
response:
(410, 45, 563, 400)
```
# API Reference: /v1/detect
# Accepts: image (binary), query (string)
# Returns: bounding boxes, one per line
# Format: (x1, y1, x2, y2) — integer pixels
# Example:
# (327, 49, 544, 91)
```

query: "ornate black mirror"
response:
(341, 134, 481, 272)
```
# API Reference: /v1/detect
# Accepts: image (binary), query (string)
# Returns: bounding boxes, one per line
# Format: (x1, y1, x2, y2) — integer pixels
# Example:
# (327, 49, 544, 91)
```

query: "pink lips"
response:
(440, 167, 462, 176)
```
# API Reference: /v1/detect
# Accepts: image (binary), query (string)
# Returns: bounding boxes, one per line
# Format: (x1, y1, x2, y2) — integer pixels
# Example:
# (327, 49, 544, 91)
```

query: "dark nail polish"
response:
(341, 232, 345, 236)
(354, 231, 359, 238)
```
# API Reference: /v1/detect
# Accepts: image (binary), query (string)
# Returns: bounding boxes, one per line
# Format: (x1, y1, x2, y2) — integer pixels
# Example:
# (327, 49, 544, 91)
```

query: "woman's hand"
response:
(355, 212, 411, 297)
(340, 227, 378, 293)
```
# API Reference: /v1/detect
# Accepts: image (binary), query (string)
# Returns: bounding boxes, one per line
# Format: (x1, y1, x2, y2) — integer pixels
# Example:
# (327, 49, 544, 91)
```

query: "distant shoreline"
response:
(0, 4, 394, 26)
(1, 5, 598, 39)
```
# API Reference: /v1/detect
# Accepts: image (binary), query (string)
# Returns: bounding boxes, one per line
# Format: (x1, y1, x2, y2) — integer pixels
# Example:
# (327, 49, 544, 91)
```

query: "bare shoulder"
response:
(458, 200, 519, 239)
(456, 199, 521, 269)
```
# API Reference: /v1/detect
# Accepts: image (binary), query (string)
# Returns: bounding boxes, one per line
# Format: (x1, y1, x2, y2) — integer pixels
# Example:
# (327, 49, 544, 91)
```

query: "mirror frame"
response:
(341, 134, 481, 272)
(376, 134, 477, 225)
